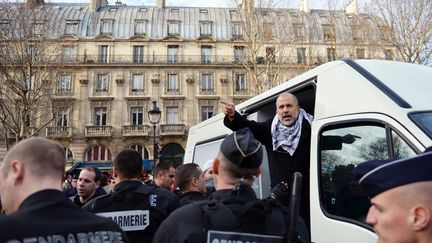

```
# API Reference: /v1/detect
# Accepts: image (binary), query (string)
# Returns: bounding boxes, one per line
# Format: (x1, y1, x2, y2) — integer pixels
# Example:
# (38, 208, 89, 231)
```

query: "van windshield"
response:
(410, 111, 432, 139)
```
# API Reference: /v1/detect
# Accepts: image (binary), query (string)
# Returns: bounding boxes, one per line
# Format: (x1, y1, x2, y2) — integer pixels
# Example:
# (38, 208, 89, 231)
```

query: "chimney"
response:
(26, 0, 44, 8)
(156, 0, 165, 8)
(115, 0, 122, 5)
(299, 0, 310, 13)
(89, 0, 108, 11)
(346, 0, 358, 14)
(239, 0, 254, 12)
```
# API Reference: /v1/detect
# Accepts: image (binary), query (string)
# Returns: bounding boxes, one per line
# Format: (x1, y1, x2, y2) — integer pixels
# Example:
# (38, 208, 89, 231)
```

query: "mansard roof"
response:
(1, 3, 388, 44)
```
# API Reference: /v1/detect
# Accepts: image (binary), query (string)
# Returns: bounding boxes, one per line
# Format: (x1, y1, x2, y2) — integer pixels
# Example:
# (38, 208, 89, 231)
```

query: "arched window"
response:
(64, 147, 73, 161)
(160, 143, 184, 167)
(130, 144, 149, 159)
(85, 144, 112, 161)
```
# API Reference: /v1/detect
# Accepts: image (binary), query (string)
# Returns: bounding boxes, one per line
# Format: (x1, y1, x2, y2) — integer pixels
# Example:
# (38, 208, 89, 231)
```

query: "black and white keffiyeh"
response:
(271, 109, 313, 155)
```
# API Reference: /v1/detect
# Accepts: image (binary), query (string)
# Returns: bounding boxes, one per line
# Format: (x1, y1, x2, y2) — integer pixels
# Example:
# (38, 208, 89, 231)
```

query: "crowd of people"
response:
(0, 92, 431, 243)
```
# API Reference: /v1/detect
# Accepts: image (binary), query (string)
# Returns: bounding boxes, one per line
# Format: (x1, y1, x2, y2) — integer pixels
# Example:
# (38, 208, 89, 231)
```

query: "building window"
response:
(99, 45, 109, 63)
(323, 24, 335, 41)
(133, 45, 144, 63)
(200, 21, 212, 36)
(235, 74, 246, 92)
(25, 75, 35, 91)
(232, 22, 243, 37)
(168, 21, 180, 36)
(201, 46, 212, 64)
(384, 50, 394, 60)
(201, 74, 213, 92)
(134, 20, 147, 35)
(86, 145, 112, 161)
(132, 74, 144, 92)
(131, 107, 143, 125)
(28, 45, 36, 59)
(297, 48, 306, 64)
(166, 107, 179, 124)
(58, 74, 71, 93)
(352, 26, 362, 42)
(267, 74, 274, 89)
(327, 48, 336, 61)
(294, 24, 305, 39)
(167, 45, 178, 63)
(55, 109, 68, 127)
(94, 108, 107, 126)
(96, 74, 108, 92)
(263, 23, 275, 38)
(65, 147, 74, 161)
(234, 46, 244, 63)
(32, 22, 44, 36)
(64, 22, 78, 35)
(201, 106, 214, 121)
(266, 47, 275, 64)
(101, 20, 112, 35)
(167, 74, 178, 92)
(62, 46, 74, 62)
(356, 48, 365, 59)
(130, 144, 149, 159)
(0, 20, 10, 36)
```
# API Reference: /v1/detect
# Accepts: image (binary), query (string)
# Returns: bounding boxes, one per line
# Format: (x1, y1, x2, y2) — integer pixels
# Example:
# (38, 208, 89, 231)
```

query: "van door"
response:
(310, 113, 422, 243)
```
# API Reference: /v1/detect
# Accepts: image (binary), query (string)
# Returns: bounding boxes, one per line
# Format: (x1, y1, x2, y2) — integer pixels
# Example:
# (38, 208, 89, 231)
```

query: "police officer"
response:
(153, 127, 309, 243)
(175, 163, 207, 206)
(83, 149, 179, 243)
(0, 137, 129, 242)
(354, 150, 432, 243)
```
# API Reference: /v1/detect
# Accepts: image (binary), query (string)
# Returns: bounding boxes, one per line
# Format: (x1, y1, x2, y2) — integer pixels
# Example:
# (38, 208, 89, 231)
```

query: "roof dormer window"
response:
(101, 19, 113, 35)
(168, 20, 180, 36)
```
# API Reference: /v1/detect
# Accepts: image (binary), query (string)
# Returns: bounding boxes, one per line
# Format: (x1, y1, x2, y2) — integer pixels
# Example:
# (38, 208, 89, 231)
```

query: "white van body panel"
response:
(184, 60, 432, 243)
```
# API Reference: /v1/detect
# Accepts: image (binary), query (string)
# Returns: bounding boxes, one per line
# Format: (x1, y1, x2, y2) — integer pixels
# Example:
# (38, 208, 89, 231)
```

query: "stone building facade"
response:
(0, 0, 397, 168)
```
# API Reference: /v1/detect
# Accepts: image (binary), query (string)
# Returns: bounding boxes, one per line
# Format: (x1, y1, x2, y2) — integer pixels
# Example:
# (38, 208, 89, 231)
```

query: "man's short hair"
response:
(81, 166, 102, 182)
(175, 164, 201, 190)
(153, 160, 175, 176)
(1, 137, 65, 180)
(218, 152, 259, 179)
(113, 149, 142, 179)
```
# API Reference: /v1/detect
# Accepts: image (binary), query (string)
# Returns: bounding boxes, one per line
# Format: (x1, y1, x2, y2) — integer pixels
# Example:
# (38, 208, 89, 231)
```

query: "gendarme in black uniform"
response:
(154, 186, 309, 243)
(0, 190, 129, 242)
(83, 180, 179, 243)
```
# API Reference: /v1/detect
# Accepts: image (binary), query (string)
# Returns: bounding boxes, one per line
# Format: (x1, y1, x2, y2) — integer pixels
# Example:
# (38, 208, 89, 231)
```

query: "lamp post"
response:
(148, 100, 161, 165)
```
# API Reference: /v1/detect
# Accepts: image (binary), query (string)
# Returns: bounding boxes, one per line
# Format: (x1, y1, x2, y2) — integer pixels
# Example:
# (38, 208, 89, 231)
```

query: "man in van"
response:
(153, 127, 309, 243)
(222, 92, 313, 224)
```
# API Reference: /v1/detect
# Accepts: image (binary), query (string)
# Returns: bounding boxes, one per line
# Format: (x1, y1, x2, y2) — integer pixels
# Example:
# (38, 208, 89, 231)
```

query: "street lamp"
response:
(148, 100, 161, 164)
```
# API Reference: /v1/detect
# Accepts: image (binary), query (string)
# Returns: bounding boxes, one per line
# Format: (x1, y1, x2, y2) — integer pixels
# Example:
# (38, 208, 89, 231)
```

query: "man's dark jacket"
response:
(83, 180, 179, 243)
(153, 186, 309, 243)
(0, 190, 129, 242)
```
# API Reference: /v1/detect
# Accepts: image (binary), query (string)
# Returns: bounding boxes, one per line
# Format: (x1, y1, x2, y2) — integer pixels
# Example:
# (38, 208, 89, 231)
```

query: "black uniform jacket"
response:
(178, 191, 208, 206)
(83, 180, 179, 243)
(0, 189, 129, 242)
(153, 186, 309, 243)
(224, 111, 311, 189)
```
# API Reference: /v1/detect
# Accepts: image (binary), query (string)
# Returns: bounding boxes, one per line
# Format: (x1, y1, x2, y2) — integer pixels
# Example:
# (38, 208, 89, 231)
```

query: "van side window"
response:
(319, 122, 416, 225)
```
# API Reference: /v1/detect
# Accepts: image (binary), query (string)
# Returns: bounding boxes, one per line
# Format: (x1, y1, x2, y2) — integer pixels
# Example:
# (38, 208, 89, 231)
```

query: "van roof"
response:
(235, 59, 432, 116)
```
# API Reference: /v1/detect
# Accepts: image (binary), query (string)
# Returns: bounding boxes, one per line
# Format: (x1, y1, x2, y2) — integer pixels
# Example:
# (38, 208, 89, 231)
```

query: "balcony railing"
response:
(160, 124, 186, 136)
(46, 126, 72, 137)
(2, 54, 332, 65)
(122, 125, 150, 137)
(85, 125, 112, 137)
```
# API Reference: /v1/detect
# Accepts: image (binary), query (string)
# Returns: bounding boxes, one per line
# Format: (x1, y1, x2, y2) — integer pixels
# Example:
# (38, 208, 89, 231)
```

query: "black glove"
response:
(268, 181, 290, 205)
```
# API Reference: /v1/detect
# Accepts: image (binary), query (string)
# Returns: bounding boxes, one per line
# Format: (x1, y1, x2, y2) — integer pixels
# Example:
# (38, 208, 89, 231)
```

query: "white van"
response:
(184, 59, 432, 243)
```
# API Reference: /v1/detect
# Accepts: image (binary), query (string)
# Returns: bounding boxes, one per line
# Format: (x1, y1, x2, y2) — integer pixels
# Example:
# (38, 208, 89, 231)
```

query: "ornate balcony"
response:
(46, 126, 72, 138)
(122, 125, 150, 137)
(160, 124, 186, 136)
(85, 126, 112, 137)
(7, 127, 37, 138)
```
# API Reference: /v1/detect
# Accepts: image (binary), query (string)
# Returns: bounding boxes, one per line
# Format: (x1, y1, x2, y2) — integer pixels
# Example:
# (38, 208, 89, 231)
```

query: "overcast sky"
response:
(41, 0, 361, 10)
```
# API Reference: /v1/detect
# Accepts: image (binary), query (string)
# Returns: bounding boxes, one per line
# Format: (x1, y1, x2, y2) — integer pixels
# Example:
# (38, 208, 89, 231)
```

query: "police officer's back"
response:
(0, 137, 128, 242)
(153, 127, 309, 243)
(83, 149, 179, 243)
